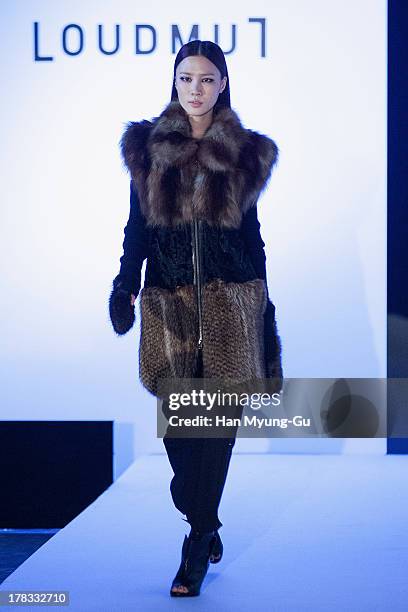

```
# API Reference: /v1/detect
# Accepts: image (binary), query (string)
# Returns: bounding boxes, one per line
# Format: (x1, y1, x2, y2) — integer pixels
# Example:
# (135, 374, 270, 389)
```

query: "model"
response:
(109, 39, 283, 597)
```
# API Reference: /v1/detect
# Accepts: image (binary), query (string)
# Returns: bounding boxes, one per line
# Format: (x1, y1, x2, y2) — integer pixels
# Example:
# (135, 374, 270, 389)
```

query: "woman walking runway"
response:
(109, 39, 283, 597)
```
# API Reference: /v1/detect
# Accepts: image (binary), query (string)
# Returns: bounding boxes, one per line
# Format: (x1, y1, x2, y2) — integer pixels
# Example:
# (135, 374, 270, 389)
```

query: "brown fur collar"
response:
(120, 100, 279, 228)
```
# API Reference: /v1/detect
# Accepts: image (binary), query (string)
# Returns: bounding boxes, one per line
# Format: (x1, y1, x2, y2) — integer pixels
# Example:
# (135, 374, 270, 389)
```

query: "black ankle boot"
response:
(170, 530, 217, 597)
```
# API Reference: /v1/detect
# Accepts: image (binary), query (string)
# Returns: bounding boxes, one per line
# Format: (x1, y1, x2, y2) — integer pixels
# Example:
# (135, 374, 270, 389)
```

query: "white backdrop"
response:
(0, 0, 387, 473)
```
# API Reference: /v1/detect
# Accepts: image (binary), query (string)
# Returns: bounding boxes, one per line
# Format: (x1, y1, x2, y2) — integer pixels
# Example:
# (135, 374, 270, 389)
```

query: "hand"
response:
(109, 279, 136, 335)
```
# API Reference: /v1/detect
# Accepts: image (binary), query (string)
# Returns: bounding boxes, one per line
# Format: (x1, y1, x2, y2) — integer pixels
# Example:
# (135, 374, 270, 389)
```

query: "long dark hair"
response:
(170, 40, 231, 109)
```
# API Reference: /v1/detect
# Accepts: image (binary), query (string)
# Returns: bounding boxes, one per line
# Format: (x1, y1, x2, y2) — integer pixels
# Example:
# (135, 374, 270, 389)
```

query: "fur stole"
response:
(120, 100, 279, 228)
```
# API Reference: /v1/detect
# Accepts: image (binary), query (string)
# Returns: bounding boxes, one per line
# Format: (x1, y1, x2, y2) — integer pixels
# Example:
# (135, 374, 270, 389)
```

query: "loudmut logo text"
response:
(33, 19, 268, 61)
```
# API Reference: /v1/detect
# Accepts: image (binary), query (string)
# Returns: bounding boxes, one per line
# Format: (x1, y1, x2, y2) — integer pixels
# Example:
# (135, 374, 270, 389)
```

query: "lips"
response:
(189, 101, 203, 106)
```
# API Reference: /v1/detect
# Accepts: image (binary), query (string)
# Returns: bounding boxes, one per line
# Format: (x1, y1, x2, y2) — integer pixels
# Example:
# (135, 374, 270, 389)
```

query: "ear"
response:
(220, 76, 227, 93)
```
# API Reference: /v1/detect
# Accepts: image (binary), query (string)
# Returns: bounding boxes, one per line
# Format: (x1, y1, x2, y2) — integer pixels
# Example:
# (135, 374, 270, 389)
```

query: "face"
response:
(174, 55, 227, 117)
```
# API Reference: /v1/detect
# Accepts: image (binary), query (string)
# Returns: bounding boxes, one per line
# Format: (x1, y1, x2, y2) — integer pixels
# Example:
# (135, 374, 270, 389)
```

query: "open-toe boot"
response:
(170, 530, 217, 597)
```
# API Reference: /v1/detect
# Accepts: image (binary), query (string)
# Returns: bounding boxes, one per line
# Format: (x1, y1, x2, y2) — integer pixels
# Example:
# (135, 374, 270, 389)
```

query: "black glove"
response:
(264, 299, 283, 393)
(109, 274, 138, 335)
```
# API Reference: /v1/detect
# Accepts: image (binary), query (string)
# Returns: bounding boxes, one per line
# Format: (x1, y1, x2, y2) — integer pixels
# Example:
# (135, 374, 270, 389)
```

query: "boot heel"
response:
(209, 530, 223, 563)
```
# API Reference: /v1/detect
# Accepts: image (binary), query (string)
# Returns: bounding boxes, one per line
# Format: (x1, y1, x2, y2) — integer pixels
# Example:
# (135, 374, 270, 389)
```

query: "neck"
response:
(188, 106, 214, 139)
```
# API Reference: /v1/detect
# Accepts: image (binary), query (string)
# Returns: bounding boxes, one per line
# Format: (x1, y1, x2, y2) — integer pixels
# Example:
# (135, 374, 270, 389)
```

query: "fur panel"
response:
(120, 101, 279, 229)
(201, 278, 267, 382)
(138, 278, 272, 398)
(139, 283, 200, 397)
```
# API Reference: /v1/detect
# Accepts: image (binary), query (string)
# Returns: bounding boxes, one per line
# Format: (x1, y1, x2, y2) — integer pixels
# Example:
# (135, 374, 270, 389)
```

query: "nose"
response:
(191, 80, 203, 96)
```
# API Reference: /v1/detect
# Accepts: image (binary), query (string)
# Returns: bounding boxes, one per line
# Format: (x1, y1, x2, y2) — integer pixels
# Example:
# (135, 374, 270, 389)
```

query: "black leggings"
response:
(162, 351, 239, 533)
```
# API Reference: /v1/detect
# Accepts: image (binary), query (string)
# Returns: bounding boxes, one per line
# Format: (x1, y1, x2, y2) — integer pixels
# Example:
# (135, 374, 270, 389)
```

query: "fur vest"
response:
(121, 100, 279, 228)
(119, 100, 282, 399)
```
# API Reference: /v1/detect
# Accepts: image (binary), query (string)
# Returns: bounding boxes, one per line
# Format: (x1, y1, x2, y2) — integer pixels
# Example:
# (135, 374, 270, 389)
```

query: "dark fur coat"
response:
(114, 99, 283, 398)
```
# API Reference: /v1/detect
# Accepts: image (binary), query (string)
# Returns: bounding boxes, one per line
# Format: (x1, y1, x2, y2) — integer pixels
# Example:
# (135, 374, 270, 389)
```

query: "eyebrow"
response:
(179, 72, 215, 76)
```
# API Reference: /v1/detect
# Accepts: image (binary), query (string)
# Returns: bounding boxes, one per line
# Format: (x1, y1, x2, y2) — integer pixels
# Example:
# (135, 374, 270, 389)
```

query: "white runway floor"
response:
(2, 452, 408, 611)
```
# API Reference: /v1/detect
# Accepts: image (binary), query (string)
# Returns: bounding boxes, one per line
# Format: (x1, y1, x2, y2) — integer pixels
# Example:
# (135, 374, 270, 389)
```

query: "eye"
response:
(179, 76, 215, 83)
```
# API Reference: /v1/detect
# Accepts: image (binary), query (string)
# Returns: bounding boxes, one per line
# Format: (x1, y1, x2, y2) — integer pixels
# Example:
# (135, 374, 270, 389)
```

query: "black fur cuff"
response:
(109, 274, 136, 335)
(264, 299, 283, 393)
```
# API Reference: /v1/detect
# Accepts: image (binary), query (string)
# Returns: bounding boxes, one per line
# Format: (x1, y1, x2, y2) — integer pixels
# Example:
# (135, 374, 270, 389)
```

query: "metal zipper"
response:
(191, 217, 203, 352)
(191, 156, 203, 354)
